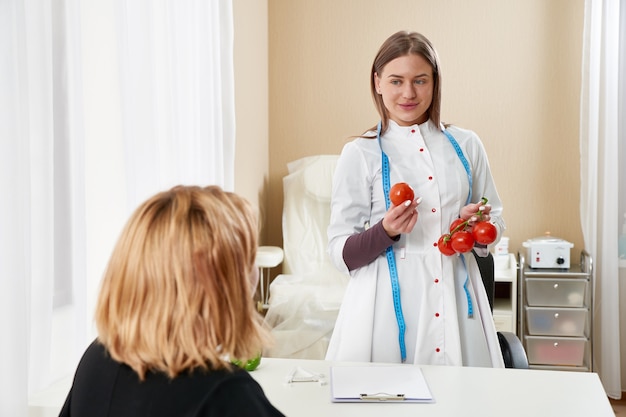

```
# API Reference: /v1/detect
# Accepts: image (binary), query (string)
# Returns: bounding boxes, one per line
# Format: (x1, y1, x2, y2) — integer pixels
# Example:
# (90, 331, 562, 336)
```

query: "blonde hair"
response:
(95, 185, 272, 379)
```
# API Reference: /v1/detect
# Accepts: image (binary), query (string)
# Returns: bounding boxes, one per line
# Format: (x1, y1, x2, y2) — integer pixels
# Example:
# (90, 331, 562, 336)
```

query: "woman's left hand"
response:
(459, 202, 491, 226)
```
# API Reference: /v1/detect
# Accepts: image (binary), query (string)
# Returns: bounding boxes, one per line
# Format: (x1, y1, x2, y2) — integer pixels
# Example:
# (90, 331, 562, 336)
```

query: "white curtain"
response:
(0, 0, 234, 415)
(1, 2, 55, 415)
(579, 0, 622, 399)
(117, 0, 236, 209)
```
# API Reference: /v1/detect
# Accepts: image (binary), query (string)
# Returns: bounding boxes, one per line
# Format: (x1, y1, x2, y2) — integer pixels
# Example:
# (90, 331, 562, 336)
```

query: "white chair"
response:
(263, 155, 349, 359)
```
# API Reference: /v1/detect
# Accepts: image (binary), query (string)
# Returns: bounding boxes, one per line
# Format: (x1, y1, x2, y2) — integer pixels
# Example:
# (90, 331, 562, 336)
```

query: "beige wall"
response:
(265, 0, 586, 260)
(233, 0, 271, 242)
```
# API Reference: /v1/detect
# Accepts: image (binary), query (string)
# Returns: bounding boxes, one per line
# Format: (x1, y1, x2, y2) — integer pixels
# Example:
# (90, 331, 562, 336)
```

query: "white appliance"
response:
(522, 235, 574, 269)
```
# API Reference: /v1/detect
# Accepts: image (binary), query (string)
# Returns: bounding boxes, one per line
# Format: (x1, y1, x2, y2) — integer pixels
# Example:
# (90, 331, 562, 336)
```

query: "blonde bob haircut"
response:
(95, 185, 272, 380)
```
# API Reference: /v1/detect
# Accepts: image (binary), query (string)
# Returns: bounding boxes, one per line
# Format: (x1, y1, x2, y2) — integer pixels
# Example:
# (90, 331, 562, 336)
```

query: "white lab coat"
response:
(326, 119, 505, 367)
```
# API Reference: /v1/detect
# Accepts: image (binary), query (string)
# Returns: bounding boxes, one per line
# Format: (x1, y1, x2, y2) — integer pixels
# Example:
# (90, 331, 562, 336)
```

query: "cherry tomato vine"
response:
(437, 197, 497, 256)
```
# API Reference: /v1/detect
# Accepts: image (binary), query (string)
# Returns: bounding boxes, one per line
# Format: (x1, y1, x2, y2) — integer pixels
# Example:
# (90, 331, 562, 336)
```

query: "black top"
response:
(59, 340, 285, 417)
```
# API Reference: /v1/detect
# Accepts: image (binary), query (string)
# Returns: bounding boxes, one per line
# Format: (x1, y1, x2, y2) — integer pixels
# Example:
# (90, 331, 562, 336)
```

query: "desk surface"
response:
(251, 357, 613, 417)
(29, 357, 613, 417)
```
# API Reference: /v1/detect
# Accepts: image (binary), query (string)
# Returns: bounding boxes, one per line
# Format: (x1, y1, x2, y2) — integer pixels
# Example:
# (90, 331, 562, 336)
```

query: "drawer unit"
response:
(525, 307, 587, 336)
(518, 251, 593, 371)
(526, 278, 586, 307)
(525, 336, 587, 366)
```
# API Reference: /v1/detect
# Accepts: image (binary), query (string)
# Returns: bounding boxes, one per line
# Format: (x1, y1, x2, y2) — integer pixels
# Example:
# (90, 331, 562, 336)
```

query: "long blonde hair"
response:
(95, 185, 271, 379)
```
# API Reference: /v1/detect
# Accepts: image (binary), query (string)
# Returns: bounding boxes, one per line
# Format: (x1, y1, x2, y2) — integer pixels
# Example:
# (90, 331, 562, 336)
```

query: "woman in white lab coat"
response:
(326, 31, 505, 367)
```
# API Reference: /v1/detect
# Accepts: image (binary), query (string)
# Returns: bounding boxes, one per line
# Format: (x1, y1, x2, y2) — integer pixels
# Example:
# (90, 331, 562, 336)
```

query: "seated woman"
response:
(60, 185, 284, 417)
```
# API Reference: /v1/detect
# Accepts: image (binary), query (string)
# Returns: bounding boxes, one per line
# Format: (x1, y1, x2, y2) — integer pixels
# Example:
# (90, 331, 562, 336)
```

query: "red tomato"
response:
(437, 234, 456, 256)
(450, 231, 475, 253)
(389, 182, 415, 206)
(449, 218, 467, 234)
(472, 221, 497, 245)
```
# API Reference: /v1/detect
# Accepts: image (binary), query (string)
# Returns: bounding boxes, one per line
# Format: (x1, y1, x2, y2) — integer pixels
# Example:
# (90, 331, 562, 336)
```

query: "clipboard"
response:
(330, 365, 434, 403)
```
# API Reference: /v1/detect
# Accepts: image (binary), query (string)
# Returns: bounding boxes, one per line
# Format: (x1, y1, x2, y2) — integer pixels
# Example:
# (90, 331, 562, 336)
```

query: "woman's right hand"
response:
(382, 198, 420, 238)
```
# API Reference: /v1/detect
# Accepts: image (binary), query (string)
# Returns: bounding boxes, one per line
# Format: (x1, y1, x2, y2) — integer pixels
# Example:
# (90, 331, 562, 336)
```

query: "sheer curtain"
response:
(1, 2, 55, 415)
(117, 0, 236, 210)
(579, 0, 622, 399)
(0, 1, 234, 415)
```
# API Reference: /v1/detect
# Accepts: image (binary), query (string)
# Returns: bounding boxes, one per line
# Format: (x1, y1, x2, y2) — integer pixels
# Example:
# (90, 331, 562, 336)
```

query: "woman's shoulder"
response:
(76, 339, 114, 370)
(339, 133, 380, 157)
(348, 131, 379, 145)
(442, 124, 489, 161)
(442, 123, 480, 141)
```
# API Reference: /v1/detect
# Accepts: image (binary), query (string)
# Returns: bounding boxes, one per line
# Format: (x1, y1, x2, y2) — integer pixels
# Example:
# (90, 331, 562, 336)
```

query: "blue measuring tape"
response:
(377, 122, 475, 363)
(442, 129, 472, 206)
(377, 122, 408, 362)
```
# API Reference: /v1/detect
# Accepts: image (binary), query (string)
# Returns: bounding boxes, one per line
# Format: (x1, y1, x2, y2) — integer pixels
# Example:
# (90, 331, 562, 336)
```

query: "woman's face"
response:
(374, 53, 434, 126)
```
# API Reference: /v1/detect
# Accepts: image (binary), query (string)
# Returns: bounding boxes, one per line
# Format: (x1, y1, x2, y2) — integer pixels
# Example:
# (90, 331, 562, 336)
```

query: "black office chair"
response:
(473, 250, 529, 369)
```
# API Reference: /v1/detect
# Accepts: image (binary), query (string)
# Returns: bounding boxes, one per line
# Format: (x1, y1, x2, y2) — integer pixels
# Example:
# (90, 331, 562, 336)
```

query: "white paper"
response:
(330, 366, 434, 403)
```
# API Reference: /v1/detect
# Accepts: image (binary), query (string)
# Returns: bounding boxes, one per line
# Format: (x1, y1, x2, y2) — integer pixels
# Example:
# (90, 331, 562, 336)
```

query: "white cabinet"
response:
(493, 253, 518, 334)
(518, 251, 593, 371)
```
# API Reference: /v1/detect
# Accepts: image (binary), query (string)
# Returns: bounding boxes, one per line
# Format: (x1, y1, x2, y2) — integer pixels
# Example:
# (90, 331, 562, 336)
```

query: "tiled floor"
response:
(611, 396, 626, 415)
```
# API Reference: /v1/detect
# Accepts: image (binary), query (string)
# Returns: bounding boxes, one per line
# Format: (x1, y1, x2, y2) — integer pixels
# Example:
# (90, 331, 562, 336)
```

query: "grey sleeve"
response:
(342, 220, 400, 271)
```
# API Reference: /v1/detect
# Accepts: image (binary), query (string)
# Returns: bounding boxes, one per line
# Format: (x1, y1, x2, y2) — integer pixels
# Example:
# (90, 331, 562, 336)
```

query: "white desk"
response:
(251, 358, 613, 417)
(29, 357, 613, 417)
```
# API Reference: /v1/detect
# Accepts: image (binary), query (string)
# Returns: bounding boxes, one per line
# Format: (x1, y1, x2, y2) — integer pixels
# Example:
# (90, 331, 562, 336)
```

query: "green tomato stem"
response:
(476, 196, 489, 218)
(448, 197, 490, 236)
(449, 221, 468, 236)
